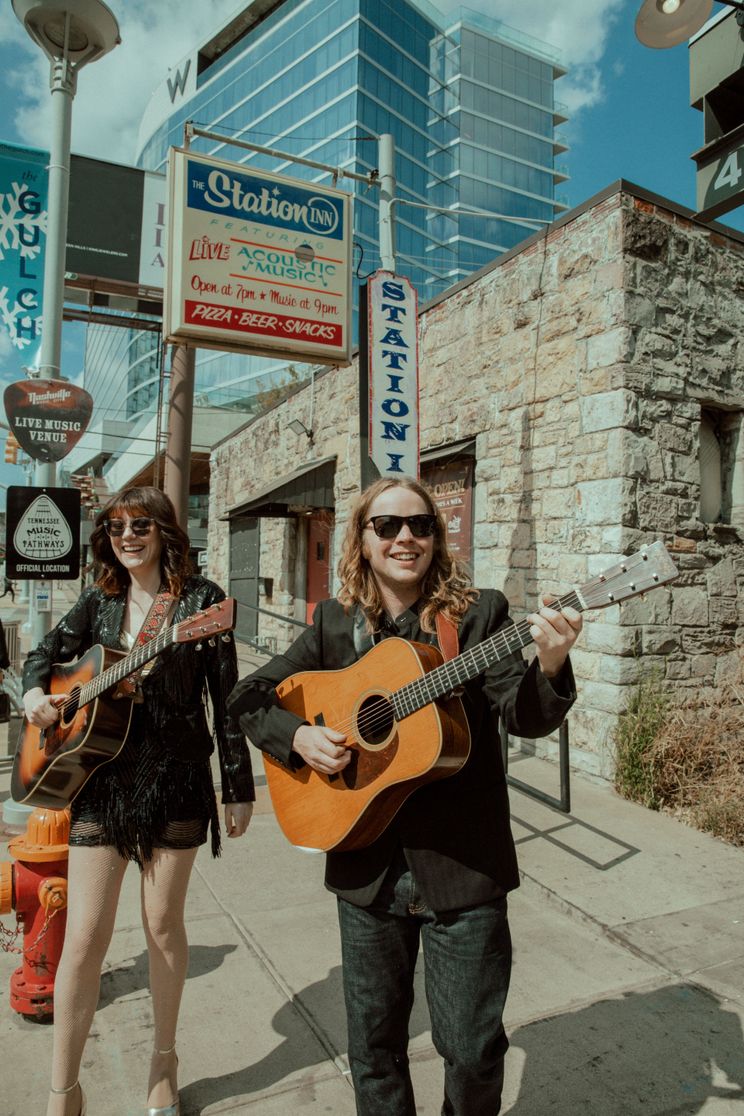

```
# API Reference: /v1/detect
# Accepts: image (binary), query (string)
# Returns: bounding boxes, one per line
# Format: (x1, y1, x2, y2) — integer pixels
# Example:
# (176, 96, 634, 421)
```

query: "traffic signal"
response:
(71, 473, 110, 511)
(4, 432, 19, 464)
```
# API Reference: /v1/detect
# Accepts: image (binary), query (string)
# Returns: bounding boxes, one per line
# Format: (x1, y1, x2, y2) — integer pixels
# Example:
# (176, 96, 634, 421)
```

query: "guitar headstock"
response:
(173, 598, 237, 643)
(578, 542, 679, 611)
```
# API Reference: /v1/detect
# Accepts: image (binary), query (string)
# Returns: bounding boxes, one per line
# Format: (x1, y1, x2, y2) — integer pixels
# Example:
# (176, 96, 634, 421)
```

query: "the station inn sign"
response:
(164, 148, 352, 364)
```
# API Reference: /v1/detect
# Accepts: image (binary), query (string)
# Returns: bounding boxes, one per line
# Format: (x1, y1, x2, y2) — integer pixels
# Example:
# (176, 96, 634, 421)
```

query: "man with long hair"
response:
(229, 476, 581, 1115)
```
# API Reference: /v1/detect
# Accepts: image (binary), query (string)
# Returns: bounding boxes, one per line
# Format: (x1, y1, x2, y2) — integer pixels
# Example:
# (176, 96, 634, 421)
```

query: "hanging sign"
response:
(367, 271, 419, 478)
(3, 379, 94, 463)
(0, 141, 48, 370)
(164, 148, 352, 364)
(5, 486, 81, 580)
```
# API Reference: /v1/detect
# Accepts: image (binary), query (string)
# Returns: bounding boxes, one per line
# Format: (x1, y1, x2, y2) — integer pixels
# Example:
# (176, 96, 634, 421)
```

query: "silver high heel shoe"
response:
(50, 1081, 86, 1116)
(146, 1045, 180, 1116)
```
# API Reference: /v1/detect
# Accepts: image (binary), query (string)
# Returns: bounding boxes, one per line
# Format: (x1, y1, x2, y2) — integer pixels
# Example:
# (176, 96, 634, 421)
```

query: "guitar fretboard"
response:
(392, 590, 583, 720)
(77, 626, 178, 708)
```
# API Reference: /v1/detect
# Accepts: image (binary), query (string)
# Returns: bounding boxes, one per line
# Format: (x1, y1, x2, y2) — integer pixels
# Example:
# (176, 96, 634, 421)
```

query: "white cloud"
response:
(0, 0, 630, 163)
(0, 0, 241, 164)
(437, 0, 631, 114)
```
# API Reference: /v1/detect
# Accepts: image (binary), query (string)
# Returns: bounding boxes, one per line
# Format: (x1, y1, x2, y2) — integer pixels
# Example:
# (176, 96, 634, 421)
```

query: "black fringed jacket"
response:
(23, 576, 255, 804)
(229, 591, 575, 911)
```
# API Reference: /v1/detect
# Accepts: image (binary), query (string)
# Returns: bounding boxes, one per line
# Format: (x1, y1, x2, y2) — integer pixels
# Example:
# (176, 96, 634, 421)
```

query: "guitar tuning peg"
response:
(208, 637, 216, 647)
(221, 633, 231, 643)
(195, 642, 203, 651)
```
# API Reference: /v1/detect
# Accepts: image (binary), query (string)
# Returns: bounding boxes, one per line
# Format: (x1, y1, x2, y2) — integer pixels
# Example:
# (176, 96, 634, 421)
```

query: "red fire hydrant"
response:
(0, 806, 70, 1020)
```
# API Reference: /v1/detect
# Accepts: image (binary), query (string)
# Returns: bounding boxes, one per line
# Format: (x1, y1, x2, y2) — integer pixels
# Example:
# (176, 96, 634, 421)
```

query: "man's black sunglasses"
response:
(365, 514, 437, 539)
(103, 517, 155, 537)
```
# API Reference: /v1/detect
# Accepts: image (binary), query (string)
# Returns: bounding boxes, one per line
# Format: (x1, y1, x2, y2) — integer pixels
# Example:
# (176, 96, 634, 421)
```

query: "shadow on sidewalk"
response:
(177, 963, 432, 1114)
(99, 944, 238, 1009)
(506, 982, 744, 1114)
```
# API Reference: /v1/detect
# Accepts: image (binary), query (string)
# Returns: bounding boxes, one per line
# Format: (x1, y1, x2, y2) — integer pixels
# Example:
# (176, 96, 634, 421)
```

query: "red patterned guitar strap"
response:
(116, 589, 174, 701)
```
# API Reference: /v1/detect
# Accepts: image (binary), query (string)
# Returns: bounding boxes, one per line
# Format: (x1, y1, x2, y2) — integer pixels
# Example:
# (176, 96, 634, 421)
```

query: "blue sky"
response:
(0, 0, 741, 497)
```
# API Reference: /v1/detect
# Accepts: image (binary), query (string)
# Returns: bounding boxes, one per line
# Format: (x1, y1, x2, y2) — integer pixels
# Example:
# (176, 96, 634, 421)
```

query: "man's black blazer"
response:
(229, 591, 575, 911)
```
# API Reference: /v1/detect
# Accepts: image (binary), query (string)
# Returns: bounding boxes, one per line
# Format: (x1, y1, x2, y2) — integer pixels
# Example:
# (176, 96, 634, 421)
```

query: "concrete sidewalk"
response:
(1, 590, 743, 1113)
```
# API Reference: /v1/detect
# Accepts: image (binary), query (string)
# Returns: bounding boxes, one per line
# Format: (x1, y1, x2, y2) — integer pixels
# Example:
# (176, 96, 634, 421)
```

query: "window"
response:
(699, 407, 744, 528)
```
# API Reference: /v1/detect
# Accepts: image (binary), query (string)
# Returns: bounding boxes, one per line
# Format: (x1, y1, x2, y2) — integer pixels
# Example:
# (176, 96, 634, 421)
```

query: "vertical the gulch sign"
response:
(368, 271, 419, 478)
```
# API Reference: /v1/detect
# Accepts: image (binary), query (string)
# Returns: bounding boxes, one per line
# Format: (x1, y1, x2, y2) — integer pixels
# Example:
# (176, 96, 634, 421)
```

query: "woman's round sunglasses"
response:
(103, 517, 155, 537)
(365, 514, 437, 539)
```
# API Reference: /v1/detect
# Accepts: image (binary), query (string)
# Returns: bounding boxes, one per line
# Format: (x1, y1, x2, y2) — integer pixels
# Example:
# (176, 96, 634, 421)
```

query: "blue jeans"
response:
(337, 855, 512, 1116)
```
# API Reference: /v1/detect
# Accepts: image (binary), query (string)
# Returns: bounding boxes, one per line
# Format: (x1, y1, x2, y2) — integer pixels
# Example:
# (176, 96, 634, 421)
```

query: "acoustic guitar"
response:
(264, 543, 679, 853)
(11, 599, 236, 810)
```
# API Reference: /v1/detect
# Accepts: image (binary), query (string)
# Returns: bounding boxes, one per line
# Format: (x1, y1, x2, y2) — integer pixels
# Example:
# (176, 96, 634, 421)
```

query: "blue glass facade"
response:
(96, 0, 566, 420)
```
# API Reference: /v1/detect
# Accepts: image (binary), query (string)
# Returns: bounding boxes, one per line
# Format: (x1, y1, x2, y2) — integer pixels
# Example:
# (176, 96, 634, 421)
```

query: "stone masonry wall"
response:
(209, 185, 744, 779)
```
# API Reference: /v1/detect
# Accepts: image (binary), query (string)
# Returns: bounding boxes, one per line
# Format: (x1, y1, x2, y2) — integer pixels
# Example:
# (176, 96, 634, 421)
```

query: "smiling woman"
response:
(20, 484, 255, 1116)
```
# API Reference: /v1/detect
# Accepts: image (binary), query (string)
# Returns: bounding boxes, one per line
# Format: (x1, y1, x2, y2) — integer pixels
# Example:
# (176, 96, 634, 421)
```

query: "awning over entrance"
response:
(225, 455, 336, 518)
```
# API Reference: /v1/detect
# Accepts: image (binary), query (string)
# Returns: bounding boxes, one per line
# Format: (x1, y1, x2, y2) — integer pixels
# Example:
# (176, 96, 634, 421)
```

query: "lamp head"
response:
(288, 418, 313, 441)
(634, 0, 715, 47)
(12, 0, 120, 68)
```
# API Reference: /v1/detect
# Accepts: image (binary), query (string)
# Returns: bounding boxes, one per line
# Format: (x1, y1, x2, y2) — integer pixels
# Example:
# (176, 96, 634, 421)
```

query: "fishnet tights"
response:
(70, 816, 206, 849)
(46, 844, 198, 1116)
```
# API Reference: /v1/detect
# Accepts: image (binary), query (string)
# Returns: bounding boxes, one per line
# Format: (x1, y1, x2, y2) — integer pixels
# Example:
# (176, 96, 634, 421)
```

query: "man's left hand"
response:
(527, 594, 582, 679)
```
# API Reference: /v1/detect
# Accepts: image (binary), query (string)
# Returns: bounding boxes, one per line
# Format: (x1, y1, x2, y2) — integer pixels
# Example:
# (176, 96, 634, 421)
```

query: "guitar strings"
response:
(319, 599, 583, 742)
(51, 610, 226, 719)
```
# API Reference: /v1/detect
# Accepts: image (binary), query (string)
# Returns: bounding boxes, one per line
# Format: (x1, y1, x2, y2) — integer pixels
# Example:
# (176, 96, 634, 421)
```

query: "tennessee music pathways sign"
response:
(6, 486, 81, 580)
(164, 148, 352, 364)
(367, 272, 419, 478)
(4, 379, 93, 463)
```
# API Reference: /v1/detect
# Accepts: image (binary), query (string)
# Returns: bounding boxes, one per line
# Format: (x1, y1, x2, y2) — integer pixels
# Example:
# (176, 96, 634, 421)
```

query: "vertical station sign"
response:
(164, 148, 352, 364)
(367, 271, 419, 478)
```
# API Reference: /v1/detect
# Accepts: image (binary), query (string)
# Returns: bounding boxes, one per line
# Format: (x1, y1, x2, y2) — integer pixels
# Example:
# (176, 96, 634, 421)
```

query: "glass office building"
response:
(84, 0, 567, 424)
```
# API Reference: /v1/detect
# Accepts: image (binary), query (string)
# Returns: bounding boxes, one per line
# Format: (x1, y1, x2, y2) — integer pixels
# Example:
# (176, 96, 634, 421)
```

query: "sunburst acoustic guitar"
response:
(264, 543, 679, 853)
(11, 599, 236, 810)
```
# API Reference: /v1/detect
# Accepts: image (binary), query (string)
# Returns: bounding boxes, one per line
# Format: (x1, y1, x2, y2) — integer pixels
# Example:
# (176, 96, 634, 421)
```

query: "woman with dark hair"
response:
(23, 486, 254, 1116)
(229, 476, 581, 1116)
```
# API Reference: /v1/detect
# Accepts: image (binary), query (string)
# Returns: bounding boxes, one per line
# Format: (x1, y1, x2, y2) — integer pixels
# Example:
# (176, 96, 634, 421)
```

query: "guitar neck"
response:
(78, 627, 177, 707)
(392, 589, 584, 719)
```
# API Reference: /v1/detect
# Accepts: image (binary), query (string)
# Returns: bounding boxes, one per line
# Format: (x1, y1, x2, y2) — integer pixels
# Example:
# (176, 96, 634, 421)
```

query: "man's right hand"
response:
(292, 724, 350, 775)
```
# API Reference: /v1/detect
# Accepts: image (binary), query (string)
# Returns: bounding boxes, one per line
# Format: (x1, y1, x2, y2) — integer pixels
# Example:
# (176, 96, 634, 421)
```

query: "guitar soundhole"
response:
(355, 693, 395, 749)
(61, 689, 80, 725)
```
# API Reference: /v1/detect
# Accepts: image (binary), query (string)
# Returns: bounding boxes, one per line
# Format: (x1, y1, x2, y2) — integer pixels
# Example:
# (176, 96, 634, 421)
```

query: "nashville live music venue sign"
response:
(4, 379, 94, 463)
(164, 148, 352, 364)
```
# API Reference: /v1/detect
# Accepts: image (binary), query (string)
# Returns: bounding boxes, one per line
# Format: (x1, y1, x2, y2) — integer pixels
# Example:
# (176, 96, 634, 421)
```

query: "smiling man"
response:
(229, 476, 581, 1116)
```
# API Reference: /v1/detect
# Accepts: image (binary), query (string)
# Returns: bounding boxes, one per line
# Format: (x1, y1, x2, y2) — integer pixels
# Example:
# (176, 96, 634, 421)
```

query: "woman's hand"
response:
(23, 686, 68, 728)
(527, 594, 583, 679)
(225, 802, 253, 838)
(292, 724, 350, 775)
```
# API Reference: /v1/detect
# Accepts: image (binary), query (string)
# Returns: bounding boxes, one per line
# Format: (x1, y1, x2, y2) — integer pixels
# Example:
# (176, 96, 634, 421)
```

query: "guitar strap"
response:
(435, 611, 459, 662)
(115, 589, 174, 701)
(353, 607, 459, 661)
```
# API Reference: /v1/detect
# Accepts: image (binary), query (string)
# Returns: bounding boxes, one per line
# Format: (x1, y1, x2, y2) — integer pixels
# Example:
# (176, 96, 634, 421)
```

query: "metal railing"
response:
(500, 720, 571, 813)
(234, 602, 309, 657)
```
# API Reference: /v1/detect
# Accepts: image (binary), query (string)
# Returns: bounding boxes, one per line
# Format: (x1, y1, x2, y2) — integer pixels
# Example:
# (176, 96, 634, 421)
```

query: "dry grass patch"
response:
(614, 663, 744, 847)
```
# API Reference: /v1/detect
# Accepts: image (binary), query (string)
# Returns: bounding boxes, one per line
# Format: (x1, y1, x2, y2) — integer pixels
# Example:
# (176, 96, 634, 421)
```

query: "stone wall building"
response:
(209, 181, 744, 779)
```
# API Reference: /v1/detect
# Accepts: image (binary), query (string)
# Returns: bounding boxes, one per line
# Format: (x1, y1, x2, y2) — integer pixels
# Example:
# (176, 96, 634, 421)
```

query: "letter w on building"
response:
(167, 60, 191, 103)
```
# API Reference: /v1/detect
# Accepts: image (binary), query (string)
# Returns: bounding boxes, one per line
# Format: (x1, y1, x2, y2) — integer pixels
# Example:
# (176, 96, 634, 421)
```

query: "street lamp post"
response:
(12, 0, 120, 644)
